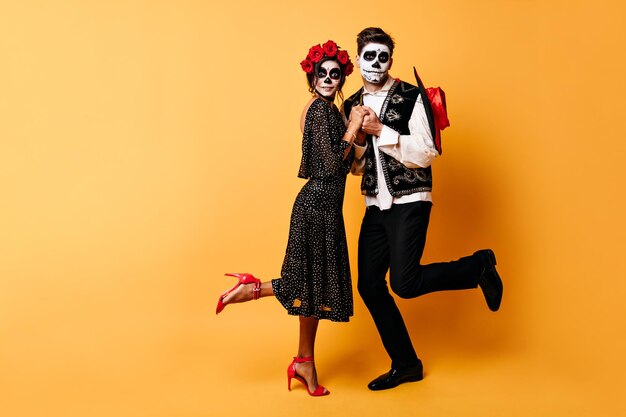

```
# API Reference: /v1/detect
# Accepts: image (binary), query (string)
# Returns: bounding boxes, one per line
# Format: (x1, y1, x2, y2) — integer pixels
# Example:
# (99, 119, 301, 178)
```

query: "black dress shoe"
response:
(367, 362, 424, 391)
(475, 249, 503, 312)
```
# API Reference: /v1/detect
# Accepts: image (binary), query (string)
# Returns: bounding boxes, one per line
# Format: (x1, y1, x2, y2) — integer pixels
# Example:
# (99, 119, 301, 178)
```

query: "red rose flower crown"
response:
(300, 40, 354, 76)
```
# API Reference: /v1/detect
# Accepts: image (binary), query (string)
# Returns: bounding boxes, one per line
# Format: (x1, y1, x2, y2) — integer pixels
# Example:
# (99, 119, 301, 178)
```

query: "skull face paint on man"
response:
(315, 60, 342, 99)
(358, 43, 391, 84)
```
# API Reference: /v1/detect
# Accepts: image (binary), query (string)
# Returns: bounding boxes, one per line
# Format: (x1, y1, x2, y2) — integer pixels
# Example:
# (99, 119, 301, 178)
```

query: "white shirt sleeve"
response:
(377, 95, 439, 168)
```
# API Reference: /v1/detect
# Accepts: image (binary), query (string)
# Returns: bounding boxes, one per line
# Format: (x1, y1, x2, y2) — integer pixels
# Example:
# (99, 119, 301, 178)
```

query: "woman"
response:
(215, 40, 363, 397)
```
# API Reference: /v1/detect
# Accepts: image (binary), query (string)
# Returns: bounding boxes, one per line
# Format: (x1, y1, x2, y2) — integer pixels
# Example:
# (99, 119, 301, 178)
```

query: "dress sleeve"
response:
(298, 100, 351, 179)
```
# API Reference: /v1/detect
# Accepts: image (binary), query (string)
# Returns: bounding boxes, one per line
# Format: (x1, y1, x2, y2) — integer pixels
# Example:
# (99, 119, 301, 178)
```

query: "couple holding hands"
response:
(216, 27, 503, 396)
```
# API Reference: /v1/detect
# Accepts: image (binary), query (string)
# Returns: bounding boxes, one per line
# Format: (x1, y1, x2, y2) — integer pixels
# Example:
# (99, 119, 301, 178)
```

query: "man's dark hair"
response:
(356, 27, 395, 56)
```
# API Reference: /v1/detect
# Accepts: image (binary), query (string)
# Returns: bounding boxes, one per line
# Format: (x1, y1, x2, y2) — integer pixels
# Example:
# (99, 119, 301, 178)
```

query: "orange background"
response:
(1, 1, 625, 416)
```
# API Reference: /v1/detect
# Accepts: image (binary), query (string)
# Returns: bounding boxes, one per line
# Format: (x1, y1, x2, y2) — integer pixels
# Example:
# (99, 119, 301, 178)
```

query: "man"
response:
(344, 27, 503, 391)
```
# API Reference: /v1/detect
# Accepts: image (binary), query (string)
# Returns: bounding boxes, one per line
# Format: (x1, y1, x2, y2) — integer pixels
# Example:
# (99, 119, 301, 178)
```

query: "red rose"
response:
(344, 62, 354, 76)
(308, 45, 324, 63)
(322, 40, 338, 57)
(336, 50, 349, 65)
(300, 58, 313, 73)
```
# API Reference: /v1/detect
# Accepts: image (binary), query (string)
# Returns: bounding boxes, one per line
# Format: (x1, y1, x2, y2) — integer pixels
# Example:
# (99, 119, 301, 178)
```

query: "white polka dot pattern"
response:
(272, 98, 354, 322)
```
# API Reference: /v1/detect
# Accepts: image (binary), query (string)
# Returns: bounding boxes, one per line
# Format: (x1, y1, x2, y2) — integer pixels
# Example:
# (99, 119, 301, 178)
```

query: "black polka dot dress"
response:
(271, 98, 354, 322)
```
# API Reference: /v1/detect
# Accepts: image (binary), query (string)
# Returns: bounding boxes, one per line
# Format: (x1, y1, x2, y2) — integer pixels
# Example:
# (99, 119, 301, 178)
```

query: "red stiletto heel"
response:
(215, 273, 261, 314)
(286, 356, 330, 397)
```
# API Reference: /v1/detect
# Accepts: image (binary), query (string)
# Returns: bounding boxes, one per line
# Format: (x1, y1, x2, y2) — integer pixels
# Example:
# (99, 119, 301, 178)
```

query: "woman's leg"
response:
(221, 281, 273, 305)
(294, 316, 327, 394)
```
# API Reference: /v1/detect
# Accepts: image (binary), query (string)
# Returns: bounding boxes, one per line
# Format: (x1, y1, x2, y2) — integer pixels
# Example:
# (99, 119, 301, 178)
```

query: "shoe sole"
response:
(479, 249, 502, 312)
(404, 374, 424, 383)
(368, 373, 424, 391)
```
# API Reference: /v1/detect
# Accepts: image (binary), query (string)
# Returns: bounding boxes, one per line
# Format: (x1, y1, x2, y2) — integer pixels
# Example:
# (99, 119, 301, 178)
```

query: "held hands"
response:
(347, 106, 365, 146)
(360, 106, 383, 137)
(349, 106, 383, 142)
(348, 105, 366, 127)
(348, 106, 368, 146)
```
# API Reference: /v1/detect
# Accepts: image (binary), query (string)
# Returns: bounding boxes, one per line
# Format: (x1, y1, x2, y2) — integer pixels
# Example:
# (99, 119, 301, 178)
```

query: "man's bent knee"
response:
(389, 271, 422, 299)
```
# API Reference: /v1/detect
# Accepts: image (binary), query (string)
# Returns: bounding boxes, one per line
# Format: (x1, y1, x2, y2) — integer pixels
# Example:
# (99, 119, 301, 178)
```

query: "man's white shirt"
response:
(352, 76, 439, 210)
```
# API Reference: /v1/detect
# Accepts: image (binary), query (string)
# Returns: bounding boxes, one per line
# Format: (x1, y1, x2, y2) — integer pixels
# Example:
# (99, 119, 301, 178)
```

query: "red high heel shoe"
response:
(215, 273, 261, 314)
(287, 356, 330, 397)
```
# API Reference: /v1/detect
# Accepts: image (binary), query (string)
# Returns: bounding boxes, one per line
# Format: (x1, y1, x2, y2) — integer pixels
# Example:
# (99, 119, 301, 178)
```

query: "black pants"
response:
(357, 201, 482, 370)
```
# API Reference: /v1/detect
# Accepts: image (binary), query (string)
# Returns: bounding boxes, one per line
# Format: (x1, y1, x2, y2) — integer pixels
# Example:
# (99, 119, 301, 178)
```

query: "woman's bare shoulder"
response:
(299, 97, 321, 133)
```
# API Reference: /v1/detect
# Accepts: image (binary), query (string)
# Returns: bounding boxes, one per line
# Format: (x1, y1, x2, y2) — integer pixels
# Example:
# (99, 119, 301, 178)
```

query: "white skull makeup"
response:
(315, 60, 341, 98)
(359, 43, 391, 84)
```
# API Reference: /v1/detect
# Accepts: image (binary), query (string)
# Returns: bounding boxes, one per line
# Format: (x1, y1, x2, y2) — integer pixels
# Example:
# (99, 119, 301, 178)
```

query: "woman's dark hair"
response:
(306, 56, 346, 105)
(356, 27, 395, 56)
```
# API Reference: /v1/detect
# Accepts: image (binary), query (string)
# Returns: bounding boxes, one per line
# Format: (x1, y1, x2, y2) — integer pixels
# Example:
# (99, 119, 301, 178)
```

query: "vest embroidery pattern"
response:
(344, 80, 434, 197)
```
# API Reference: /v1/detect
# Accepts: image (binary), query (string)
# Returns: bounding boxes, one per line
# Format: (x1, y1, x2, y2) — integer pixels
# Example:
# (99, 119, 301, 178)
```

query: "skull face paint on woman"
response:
(315, 60, 342, 99)
(358, 43, 392, 84)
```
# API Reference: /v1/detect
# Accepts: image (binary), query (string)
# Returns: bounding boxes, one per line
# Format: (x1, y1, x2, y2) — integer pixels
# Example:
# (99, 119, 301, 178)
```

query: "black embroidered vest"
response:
(344, 80, 435, 197)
